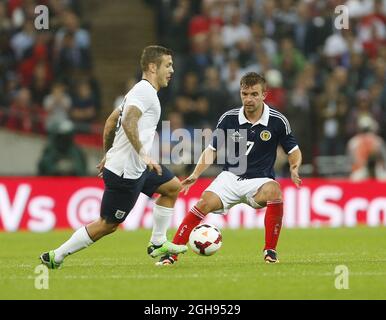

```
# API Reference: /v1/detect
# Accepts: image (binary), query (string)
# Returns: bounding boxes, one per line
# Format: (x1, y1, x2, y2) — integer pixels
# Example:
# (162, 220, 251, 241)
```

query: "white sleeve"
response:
(124, 85, 153, 114)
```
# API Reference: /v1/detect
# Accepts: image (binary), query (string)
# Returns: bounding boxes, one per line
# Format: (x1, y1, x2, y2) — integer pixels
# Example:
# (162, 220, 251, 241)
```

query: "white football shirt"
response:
(105, 80, 161, 179)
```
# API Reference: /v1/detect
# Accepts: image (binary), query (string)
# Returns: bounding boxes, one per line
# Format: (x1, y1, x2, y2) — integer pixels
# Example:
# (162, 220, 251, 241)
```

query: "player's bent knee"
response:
(195, 198, 212, 215)
(261, 181, 282, 202)
(170, 179, 182, 195)
(160, 178, 182, 198)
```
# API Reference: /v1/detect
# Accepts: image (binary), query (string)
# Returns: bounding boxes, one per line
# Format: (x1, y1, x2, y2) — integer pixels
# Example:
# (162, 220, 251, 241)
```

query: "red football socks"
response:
(264, 200, 283, 251)
(173, 205, 205, 245)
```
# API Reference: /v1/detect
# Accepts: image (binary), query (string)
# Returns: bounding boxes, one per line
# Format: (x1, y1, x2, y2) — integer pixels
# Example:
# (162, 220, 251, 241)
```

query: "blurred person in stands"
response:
(221, 7, 252, 49)
(10, 21, 36, 61)
(346, 89, 382, 138)
(55, 31, 91, 80)
(0, 2, 12, 32)
(316, 77, 348, 156)
(38, 119, 87, 176)
(201, 66, 234, 125)
(6, 87, 44, 133)
(70, 80, 97, 131)
(347, 115, 386, 181)
(43, 82, 72, 132)
(272, 37, 305, 90)
(264, 69, 286, 112)
(188, 0, 223, 39)
(55, 11, 90, 52)
(30, 60, 52, 105)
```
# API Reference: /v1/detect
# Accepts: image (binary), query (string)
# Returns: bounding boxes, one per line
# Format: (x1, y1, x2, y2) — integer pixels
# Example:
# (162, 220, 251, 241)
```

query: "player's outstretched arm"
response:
(96, 107, 121, 177)
(181, 147, 217, 195)
(122, 105, 162, 175)
(288, 148, 302, 188)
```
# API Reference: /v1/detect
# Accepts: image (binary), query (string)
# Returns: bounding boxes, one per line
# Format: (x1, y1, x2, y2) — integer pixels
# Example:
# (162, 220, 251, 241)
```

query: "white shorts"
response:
(205, 171, 274, 214)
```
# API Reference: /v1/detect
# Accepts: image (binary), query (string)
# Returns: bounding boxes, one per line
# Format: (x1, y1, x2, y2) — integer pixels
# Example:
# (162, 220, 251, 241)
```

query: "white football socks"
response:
(53, 226, 94, 263)
(150, 204, 174, 246)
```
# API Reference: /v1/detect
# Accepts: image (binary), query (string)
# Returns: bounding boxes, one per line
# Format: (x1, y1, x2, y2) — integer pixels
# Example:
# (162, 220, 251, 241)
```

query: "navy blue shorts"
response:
(100, 166, 175, 223)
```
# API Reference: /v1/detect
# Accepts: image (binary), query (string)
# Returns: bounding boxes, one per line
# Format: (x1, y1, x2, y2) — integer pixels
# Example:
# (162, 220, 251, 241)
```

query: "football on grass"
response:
(189, 224, 222, 256)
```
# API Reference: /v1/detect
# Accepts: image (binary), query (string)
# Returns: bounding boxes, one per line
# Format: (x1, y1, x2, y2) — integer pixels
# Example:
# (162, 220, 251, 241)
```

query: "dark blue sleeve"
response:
(209, 116, 227, 150)
(278, 119, 298, 154)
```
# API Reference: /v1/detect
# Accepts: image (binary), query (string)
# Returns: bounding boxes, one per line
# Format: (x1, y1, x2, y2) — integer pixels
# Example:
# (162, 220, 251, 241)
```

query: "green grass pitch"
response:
(0, 227, 385, 300)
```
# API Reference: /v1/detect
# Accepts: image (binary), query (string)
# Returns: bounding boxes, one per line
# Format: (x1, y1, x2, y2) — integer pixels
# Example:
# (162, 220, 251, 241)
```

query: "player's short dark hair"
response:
(140, 45, 173, 72)
(240, 72, 266, 90)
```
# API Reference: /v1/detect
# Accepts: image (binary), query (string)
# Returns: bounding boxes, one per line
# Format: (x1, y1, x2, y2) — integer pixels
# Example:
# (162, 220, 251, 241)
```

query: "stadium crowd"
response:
(0, 0, 101, 137)
(0, 0, 385, 179)
(145, 0, 386, 178)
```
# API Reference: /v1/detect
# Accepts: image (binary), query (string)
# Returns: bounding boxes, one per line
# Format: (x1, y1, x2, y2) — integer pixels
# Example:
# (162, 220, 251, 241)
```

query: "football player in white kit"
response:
(40, 46, 187, 269)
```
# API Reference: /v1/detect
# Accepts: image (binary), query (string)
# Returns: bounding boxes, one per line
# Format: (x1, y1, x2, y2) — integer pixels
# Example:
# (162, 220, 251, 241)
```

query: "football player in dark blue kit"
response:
(157, 72, 302, 265)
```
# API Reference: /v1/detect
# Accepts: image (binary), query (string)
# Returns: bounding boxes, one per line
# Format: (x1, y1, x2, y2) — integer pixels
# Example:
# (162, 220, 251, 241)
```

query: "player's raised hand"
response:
(181, 174, 198, 195)
(96, 156, 106, 178)
(290, 168, 302, 188)
(142, 155, 162, 176)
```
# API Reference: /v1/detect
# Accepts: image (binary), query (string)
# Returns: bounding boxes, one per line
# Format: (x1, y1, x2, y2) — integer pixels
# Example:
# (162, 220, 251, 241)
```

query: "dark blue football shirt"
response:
(209, 104, 298, 179)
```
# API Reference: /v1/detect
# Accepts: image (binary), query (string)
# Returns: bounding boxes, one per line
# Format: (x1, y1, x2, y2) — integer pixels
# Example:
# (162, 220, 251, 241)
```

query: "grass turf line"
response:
(0, 227, 385, 299)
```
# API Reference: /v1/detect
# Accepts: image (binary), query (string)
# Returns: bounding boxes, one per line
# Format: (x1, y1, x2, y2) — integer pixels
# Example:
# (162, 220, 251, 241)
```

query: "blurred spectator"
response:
(174, 71, 211, 129)
(10, 21, 36, 61)
(43, 82, 72, 132)
(221, 58, 243, 103)
(207, 32, 227, 70)
(200, 66, 234, 124)
(250, 22, 277, 57)
(70, 81, 97, 129)
(0, 33, 16, 105)
(0, 2, 12, 32)
(347, 115, 386, 181)
(6, 87, 45, 133)
(273, 37, 305, 89)
(347, 52, 370, 92)
(55, 11, 90, 52)
(188, 0, 223, 38)
(316, 79, 348, 156)
(222, 7, 252, 49)
(38, 120, 88, 176)
(286, 71, 313, 163)
(30, 60, 52, 105)
(264, 69, 286, 111)
(184, 33, 212, 80)
(276, 0, 298, 38)
(165, 0, 191, 54)
(55, 31, 91, 80)
(346, 89, 382, 138)
(258, 0, 278, 39)
(356, 2, 386, 59)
